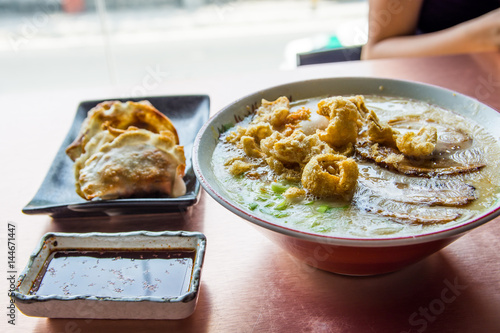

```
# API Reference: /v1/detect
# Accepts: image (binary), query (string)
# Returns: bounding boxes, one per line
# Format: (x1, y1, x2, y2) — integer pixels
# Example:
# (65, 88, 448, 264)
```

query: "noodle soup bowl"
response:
(193, 77, 500, 275)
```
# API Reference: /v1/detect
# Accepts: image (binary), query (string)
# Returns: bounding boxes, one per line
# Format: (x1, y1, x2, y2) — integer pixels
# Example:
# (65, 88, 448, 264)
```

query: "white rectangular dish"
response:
(13, 231, 206, 320)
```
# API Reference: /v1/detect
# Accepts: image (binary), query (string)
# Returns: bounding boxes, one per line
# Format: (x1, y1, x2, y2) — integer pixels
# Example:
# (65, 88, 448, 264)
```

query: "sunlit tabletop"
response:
(1, 52, 500, 333)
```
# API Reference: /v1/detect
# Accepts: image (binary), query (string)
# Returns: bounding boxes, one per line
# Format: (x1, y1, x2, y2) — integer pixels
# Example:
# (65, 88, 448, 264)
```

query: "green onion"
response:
(259, 208, 289, 218)
(222, 123, 234, 132)
(274, 200, 288, 211)
(326, 205, 349, 211)
(315, 226, 330, 233)
(317, 205, 331, 213)
(256, 195, 270, 201)
(273, 211, 290, 218)
(271, 183, 288, 194)
(248, 203, 258, 211)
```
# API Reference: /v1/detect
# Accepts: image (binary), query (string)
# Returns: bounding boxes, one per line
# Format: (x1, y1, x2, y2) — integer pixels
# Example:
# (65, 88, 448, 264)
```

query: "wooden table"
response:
(2, 52, 500, 333)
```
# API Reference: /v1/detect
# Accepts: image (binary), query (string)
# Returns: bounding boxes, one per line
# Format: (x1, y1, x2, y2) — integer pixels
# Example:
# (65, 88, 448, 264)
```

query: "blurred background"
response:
(0, 0, 368, 94)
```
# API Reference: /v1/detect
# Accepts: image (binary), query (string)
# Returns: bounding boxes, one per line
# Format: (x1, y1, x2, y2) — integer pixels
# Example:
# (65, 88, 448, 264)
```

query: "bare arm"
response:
(361, 0, 500, 60)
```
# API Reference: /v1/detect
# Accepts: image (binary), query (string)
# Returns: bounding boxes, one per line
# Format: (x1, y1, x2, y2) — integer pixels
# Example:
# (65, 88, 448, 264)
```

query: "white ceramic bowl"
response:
(193, 77, 500, 275)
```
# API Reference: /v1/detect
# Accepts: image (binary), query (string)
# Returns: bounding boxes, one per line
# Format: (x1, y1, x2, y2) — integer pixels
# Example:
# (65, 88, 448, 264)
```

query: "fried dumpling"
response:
(66, 100, 179, 161)
(75, 128, 186, 200)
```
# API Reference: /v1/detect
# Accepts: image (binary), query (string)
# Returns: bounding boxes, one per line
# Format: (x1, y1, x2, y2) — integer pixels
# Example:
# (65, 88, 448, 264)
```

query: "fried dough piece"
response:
(226, 123, 273, 145)
(76, 128, 186, 200)
(316, 97, 361, 148)
(225, 123, 274, 160)
(260, 130, 334, 165)
(284, 187, 306, 202)
(301, 153, 359, 198)
(347, 95, 370, 122)
(66, 100, 178, 161)
(367, 110, 398, 147)
(253, 96, 290, 129)
(265, 156, 302, 182)
(241, 136, 264, 158)
(396, 126, 437, 158)
(224, 157, 257, 176)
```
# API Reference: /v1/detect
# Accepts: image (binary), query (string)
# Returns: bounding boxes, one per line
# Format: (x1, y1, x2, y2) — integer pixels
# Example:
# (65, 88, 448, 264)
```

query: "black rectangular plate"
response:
(22, 95, 210, 217)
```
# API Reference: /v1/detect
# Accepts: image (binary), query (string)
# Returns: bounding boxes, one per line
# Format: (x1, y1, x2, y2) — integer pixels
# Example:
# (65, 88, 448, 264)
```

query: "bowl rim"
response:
(193, 76, 500, 248)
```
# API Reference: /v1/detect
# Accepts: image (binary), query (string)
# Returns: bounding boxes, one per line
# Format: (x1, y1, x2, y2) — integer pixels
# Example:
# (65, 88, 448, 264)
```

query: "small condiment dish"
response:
(13, 231, 206, 319)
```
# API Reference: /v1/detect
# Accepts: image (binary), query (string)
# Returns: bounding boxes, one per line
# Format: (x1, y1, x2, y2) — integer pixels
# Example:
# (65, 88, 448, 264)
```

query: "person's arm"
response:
(361, 0, 500, 60)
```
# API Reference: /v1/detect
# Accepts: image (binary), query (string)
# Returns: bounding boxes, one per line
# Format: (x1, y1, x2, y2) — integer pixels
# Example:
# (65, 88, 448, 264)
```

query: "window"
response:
(1, 0, 367, 93)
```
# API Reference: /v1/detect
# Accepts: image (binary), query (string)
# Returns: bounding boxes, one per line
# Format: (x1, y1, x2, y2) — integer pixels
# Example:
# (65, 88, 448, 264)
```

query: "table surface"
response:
(1, 52, 500, 333)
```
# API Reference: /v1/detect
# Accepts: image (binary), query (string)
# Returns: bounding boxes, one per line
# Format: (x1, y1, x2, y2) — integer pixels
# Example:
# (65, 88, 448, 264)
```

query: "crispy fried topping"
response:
(301, 154, 359, 198)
